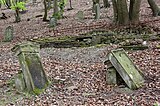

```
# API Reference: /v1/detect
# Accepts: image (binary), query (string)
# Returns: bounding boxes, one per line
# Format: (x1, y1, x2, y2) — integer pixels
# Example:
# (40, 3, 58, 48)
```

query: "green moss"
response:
(30, 30, 158, 49)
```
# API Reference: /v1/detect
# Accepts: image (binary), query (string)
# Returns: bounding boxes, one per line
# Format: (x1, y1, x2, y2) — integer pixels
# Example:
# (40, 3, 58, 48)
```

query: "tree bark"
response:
(129, 0, 141, 23)
(53, 0, 59, 18)
(43, 0, 48, 21)
(147, 0, 160, 16)
(117, 0, 129, 25)
(112, 0, 118, 22)
(103, 0, 110, 8)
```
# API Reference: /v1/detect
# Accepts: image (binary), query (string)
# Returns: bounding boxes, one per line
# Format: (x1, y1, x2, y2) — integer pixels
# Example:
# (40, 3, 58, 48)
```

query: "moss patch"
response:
(30, 31, 160, 49)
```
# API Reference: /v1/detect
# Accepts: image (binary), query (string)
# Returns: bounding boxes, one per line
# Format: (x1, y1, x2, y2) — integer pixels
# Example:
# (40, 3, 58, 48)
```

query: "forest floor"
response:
(0, 0, 160, 105)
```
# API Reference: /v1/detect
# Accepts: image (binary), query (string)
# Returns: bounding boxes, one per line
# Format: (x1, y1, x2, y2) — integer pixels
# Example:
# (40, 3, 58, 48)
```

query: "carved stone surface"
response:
(12, 42, 49, 94)
(107, 49, 144, 90)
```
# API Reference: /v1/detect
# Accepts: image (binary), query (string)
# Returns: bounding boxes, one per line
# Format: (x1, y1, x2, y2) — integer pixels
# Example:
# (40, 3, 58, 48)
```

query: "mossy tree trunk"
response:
(129, 0, 141, 23)
(112, 0, 129, 25)
(147, 0, 160, 16)
(53, 0, 59, 18)
(112, 0, 141, 25)
(112, 0, 118, 22)
(43, 0, 48, 21)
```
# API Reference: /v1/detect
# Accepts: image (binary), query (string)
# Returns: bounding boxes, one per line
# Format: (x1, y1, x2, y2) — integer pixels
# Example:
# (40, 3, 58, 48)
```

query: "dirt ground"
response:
(0, 0, 160, 105)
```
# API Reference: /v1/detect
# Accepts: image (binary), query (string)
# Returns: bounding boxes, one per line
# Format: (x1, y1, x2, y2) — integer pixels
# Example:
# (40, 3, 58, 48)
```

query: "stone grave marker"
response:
(105, 60, 123, 85)
(12, 42, 49, 94)
(3, 26, 14, 42)
(75, 11, 84, 20)
(95, 3, 100, 19)
(49, 17, 57, 27)
(105, 48, 144, 90)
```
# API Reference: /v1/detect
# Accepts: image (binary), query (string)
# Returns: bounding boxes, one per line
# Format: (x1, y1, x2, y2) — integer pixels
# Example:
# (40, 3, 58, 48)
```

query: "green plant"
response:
(52, 0, 67, 19)
(153, 102, 160, 106)
(10, 2, 26, 22)
(11, 2, 26, 11)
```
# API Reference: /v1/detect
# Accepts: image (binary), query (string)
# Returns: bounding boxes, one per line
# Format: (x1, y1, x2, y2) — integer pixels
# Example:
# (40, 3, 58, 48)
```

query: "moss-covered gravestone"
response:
(75, 11, 84, 20)
(49, 17, 57, 27)
(3, 26, 14, 42)
(105, 48, 144, 90)
(12, 42, 49, 94)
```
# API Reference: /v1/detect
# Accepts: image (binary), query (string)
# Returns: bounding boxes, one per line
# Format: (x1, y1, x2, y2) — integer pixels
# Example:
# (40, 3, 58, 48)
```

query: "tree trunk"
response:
(103, 0, 110, 8)
(43, 0, 48, 21)
(129, 0, 141, 23)
(92, 0, 99, 12)
(112, 0, 118, 22)
(147, 0, 160, 16)
(117, 0, 129, 25)
(15, 9, 21, 22)
(69, 0, 73, 9)
(53, 0, 59, 18)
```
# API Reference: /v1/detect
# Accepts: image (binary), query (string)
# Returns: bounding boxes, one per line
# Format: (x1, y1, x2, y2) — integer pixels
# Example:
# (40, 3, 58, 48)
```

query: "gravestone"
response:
(75, 11, 84, 20)
(105, 60, 124, 85)
(105, 48, 144, 90)
(15, 72, 26, 91)
(95, 3, 100, 19)
(49, 17, 57, 27)
(12, 42, 49, 94)
(3, 26, 14, 42)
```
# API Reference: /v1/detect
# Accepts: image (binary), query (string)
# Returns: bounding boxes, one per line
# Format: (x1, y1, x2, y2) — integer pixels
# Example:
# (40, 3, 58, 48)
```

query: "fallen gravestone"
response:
(105, 48, 144, 90)
(12, 42, 49, 94)
(3, 26, 14, 42)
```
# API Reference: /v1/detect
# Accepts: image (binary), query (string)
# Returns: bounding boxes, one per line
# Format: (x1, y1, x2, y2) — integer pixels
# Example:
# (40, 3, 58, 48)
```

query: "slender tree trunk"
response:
(147, 0, 160, 16)
(129, 0, 141, 23)
(69, 0, 73, 9)
(103, 0, 110, 8)
(43, 0, 48, 21)
(92, 0, 99, 12)
(53, 0, 59, 18)
(15, 9, 21, 22)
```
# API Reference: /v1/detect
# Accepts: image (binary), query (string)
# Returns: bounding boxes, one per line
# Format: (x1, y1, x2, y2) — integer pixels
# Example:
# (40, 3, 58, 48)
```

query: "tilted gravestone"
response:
(12, 42, 49, 94)
(3, 26, 14, 42)
(105, 48, 144, 90)
(95, 3, 100, 19)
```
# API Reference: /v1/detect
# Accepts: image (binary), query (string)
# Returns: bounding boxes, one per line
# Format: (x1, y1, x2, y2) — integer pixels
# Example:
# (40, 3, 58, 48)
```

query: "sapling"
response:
(52, 0, 67, 19)
(11, 2, 26, 22)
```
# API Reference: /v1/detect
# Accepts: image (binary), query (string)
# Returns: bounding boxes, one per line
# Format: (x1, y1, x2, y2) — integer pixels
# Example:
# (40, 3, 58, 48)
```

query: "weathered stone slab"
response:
(15, 72, 26, 91)
(108, 48, 144, 90)
(104, 60, 124, 85)
(75, 11, 84, 20)
(3, 26, 13, 42)
(49, 17, 57, 27)
(12, 42, 49, 94)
